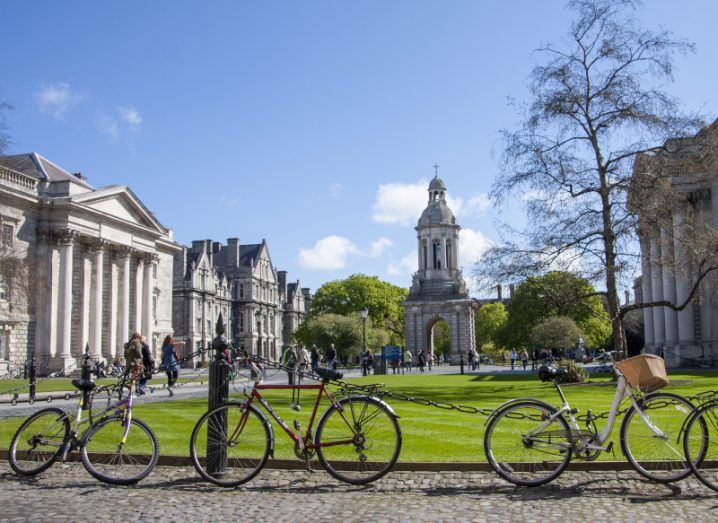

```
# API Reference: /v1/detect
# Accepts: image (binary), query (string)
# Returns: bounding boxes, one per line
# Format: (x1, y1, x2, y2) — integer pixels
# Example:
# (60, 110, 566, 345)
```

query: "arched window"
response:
(433, 240, 442, 269)
(446, 241, 452, 269)
(422, 240, 428, 270)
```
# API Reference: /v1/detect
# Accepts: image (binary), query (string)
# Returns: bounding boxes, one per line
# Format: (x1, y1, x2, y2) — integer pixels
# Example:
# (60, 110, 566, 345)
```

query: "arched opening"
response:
(428, 318, 451, 362)
(432, 240, 442, 269)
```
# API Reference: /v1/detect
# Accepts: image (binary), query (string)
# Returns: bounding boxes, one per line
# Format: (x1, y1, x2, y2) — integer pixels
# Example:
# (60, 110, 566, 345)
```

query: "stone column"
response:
(660, 227, 678, 351)
(119, 248, 132, 348)
(33, 231, 53, 358)
(134, 254, 144, 334)
(80, 249, 92, 356)
(649, 233, 666, 348)
(441, 237, 448, 271)
(417, 236, 422, 272)
(639, 235, 655, 349)
(89, 241, 106, 359)
(56, 229, 78, 369)
(673, 207, 694, 357)
(108, 250, 118, 359)
(142, 254, 156, 353)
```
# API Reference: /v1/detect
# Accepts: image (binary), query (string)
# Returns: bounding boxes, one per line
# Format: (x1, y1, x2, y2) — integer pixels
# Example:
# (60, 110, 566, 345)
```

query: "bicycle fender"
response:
(342, 395, 400, 418)
(484, 397, 557, 426)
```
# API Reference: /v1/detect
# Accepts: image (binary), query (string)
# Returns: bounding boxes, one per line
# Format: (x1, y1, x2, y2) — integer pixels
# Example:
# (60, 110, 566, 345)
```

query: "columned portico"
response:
(56, 229, 78, 369)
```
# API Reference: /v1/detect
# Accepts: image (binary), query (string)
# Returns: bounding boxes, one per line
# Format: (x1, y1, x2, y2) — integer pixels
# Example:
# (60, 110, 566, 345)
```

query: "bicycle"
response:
(683, 392, 718, 492)
(190, 354, 402, 487)
(8, 366, 159, 485)
(483, 355, 707, 486)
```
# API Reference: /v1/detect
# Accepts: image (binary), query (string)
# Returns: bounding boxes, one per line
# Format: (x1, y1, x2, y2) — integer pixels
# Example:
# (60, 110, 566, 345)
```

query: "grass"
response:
(2, 371, 718, 462)
(0, 376, 201, 394)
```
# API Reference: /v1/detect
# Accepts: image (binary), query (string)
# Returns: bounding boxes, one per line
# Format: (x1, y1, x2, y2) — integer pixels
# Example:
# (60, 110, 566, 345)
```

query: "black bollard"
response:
(81, 344, 92, 410)
(460, 351, 465, 375)
(28, 353, 36, 401)
(207, 313, 230, 477)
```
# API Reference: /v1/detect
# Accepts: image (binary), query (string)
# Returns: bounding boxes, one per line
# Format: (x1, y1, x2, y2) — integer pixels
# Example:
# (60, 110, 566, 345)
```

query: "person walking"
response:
(531, 348, 539, 371)
(509, 348, 517, 371)
(298, 345, 310, 375)
(363, 348, 374, 376)
(428, 351, 433, 372)
(468, 349, 475, 372)
(282, 345, 298, 385)
(418, 350, 426, 374)
(520, 349, 529, 371)
(310, 345, 320, 371)
(138, 335, 155, 395)
(324, 343, 337, 370)
(160, 335, 181, 397)
(403, 349, 413, 373)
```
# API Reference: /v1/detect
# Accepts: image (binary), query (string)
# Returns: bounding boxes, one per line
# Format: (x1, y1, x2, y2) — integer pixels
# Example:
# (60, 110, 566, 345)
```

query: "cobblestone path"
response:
(0, 462, 715, 522)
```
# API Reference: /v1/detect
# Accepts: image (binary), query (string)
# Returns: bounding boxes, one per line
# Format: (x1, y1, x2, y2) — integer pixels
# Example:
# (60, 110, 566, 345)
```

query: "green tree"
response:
(475, 302, 508, 350)
(431, 321, 451, 360)
(531, 316, 583, 352)
(501, 271, 611, 349)
(310, 274, 408, 344)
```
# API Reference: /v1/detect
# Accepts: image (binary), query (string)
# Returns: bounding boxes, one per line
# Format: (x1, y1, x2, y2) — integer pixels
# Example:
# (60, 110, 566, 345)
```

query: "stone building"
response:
(403, 175, 477, 360)
(0, 153, 180, 373)
(173, 238, 310, 364)
(634, 119, 718, 367)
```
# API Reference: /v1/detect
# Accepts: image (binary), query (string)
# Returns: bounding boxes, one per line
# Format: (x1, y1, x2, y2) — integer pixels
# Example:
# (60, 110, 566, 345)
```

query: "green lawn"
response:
(2, 371, 717, 462)
(0, 376, 201, 394)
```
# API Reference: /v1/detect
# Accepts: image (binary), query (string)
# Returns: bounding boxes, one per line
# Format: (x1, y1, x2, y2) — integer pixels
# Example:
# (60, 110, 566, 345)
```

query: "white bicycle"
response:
(483, 355, 707, 486)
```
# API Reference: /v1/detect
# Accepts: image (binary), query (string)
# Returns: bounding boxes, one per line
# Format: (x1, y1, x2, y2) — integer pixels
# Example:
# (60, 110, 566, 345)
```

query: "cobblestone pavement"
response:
(0, 462, 715, 522)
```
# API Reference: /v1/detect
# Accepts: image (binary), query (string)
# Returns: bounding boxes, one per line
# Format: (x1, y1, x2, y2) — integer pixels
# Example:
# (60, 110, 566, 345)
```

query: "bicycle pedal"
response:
(605, 441, 614, 454)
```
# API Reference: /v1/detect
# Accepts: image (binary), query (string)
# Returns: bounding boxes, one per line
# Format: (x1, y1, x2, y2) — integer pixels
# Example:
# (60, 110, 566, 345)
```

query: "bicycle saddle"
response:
(537, 365, 566, 382)
(314, 368, 343, 382)
(71, 378, 97, 391)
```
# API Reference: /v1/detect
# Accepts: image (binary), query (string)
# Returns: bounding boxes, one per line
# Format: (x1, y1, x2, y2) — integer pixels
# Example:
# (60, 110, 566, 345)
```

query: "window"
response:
(239, 313, 244, 332)
(0, 277, 6, 301)
(239, 284, 244, 298)
(446, 241, 452, 269)
(432, 240, 441, 269)
(1, 224, 13, 246)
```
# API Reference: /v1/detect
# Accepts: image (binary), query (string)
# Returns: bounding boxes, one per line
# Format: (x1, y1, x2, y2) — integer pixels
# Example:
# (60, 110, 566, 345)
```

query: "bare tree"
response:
(476, 0, 710, 358)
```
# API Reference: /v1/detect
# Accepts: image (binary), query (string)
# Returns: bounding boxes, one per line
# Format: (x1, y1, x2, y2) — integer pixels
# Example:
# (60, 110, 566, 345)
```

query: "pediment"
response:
(72, 185, 166, 233)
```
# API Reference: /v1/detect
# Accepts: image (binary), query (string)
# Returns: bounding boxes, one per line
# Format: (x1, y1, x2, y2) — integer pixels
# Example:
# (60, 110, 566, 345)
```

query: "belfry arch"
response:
(403, 174, 477, 361)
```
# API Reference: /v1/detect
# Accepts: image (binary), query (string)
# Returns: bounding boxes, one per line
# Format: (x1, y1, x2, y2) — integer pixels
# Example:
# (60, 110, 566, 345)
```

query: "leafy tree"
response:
(431, 320, 451, 360)
(501, 272, 611, 349)
(531, 316, 583, 352)
(309, 274, 408, 344)
(475, 302, 508, 350)
(476, 0, 708, 358)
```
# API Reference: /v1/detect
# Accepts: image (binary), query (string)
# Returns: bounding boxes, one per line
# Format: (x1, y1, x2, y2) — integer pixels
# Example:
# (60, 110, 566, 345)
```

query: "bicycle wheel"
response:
(9, 407, 70, 475)
(684, 400, 718, 491)
(620, 392, 705, 483)
(315, 396, 402, 485)
(80, 415, 159, 485)
(190, 402, 271, 487)
(484, 400, 572, 486)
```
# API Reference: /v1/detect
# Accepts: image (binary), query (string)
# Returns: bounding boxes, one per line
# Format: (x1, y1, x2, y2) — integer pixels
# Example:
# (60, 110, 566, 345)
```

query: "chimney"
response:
(509, 284, 515, 299)
(497, 284, 503, 301)
(204, 239, 213, 266)
(191, 240, 205, 254)
(227, 238, 240, 268)
(278, 271, 288, 298)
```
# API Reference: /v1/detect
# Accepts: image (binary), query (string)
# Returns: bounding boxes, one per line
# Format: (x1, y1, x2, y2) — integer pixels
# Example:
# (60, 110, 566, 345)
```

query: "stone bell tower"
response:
(403, 173, 477, 361)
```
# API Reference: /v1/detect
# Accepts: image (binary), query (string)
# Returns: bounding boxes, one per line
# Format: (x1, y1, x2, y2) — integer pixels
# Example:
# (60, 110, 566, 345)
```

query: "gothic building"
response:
(635, 119, 718, 367)
(403, 175, 477, 360)
(0, 153, 179, 373)
(173, 238, 311, 363)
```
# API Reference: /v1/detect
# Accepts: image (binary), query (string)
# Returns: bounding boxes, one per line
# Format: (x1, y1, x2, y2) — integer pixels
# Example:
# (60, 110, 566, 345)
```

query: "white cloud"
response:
(387, 251, 417, 277)
(459, 228, 493, 268)
(96, 115, 119, 140)
(119, 106, 142, 132)
(35, 83, 81, 119)
(463, 193, 492, 216)
(369, 237, 393, 258)
(298, 236, 361, 270)
(329, 182, 344, 197)
(372, 179, 429, 226)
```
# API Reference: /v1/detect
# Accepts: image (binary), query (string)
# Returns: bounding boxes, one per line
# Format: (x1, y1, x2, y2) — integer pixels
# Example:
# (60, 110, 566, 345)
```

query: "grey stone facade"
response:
(403, 176, 477, 360)
(634, 119, 718, 367)
(0, 153, 180, 373)
(173, 239, 311, 364)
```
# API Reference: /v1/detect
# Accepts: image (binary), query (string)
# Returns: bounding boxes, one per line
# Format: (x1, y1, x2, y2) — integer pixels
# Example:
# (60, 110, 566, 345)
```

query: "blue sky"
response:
(2, 1, 716, 294)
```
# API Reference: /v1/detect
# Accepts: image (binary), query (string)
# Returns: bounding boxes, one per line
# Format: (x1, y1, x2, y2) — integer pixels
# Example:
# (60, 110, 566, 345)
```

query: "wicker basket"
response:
(615, 354, 669, 392)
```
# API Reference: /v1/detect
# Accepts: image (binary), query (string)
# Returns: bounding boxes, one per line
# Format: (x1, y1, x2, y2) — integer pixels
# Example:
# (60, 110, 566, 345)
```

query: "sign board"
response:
(382, 346, 402, 362)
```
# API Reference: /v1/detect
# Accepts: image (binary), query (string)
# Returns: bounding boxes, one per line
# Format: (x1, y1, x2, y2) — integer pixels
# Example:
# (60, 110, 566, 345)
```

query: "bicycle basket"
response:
(615, 354, 668, 392)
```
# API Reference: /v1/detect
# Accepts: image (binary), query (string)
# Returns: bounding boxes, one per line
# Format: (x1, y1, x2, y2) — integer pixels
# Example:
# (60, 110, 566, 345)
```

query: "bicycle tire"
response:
(684, 400, 718, 491)
(80, 416, 159, 485)
(484, 399, 572, 486)
(315, 396, 402, 485)
(190, 402, 272, 487)
(620, 392, 705, 483)
(8, 407, 70, 476)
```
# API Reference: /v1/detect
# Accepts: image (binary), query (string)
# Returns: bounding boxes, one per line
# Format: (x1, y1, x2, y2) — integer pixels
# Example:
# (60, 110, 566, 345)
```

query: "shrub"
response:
(555, 358, 587, 384)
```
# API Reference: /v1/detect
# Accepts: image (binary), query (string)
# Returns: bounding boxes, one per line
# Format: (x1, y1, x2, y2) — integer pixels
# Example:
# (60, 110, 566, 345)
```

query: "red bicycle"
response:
(190, 355, 402, 486)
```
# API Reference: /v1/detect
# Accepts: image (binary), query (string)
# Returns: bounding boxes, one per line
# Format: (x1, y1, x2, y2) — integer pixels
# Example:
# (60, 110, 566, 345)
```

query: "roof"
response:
(0, 152, 93, 189)
(239, 244, 262, 267)
(428, 175, 446, 191)
(418, 200, 456, 227)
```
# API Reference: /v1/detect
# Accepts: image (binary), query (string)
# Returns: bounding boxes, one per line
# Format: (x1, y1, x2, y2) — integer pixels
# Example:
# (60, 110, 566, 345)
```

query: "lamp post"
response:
(254, 309, 264, 357)
(360, 307, 369, 376)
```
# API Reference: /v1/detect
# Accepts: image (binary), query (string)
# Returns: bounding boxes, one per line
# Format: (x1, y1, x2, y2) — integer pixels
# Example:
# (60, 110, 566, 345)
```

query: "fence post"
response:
(207, 313, 229, 477)
(28, 353, 36, 401)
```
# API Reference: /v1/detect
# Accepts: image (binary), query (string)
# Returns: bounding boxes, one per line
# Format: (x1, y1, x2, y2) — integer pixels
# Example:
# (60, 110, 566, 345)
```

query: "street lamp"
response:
(254, 309, 264, 357)
(360, 308, 369, 376)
